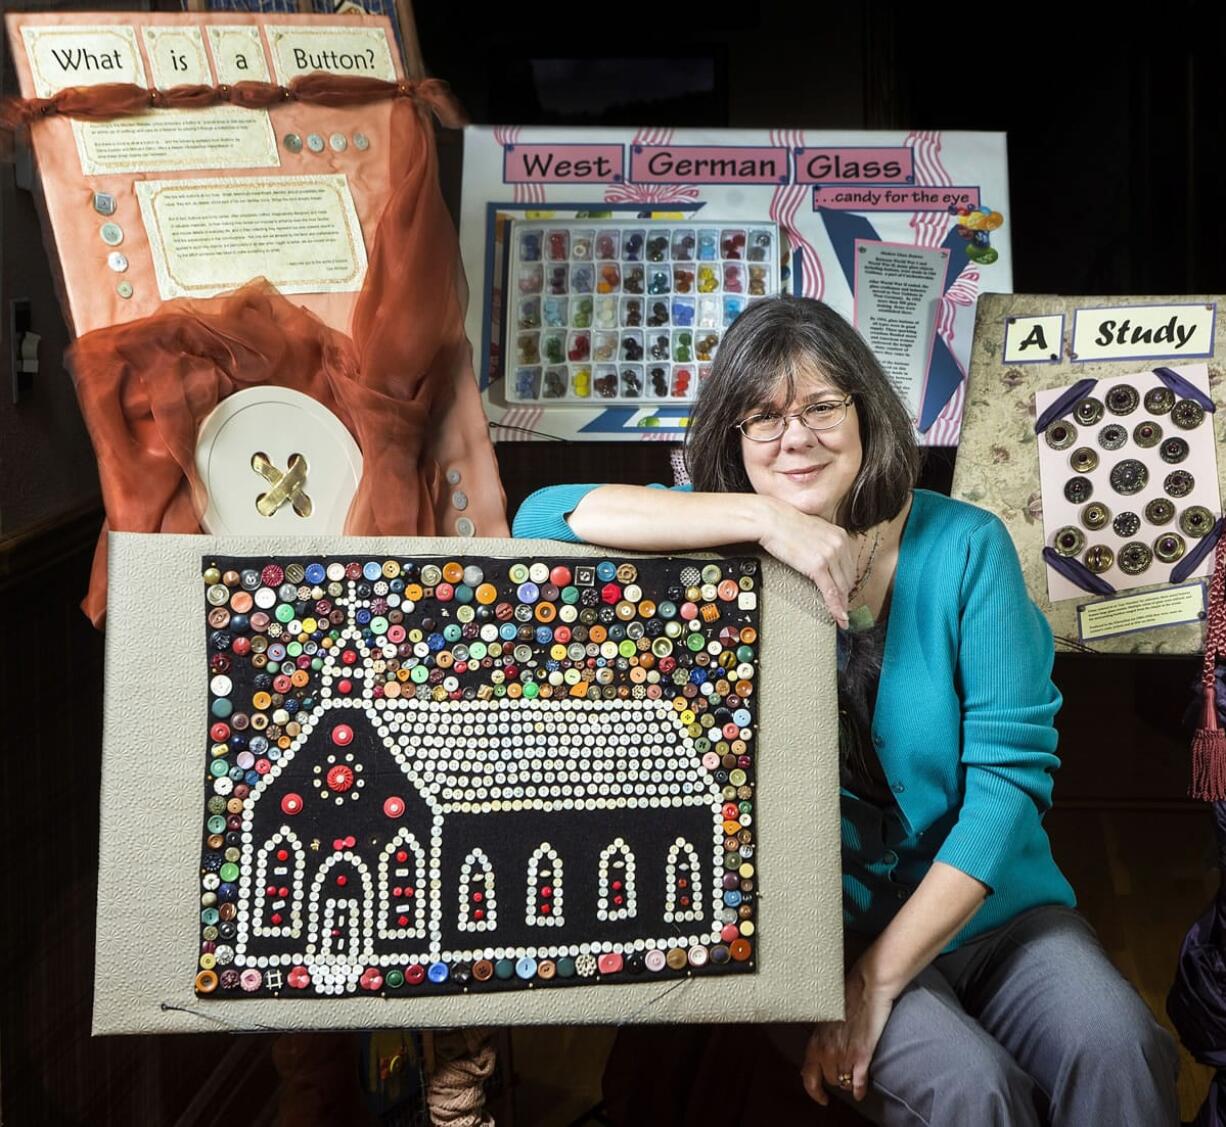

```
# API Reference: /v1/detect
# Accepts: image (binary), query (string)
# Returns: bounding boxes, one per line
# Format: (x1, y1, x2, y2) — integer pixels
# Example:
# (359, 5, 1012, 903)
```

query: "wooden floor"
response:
(510, 806, 1220, 1125)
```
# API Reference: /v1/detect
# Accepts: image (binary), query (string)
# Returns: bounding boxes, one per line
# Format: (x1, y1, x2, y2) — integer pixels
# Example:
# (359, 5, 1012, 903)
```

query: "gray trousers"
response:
(775, 904, 1180, 1126)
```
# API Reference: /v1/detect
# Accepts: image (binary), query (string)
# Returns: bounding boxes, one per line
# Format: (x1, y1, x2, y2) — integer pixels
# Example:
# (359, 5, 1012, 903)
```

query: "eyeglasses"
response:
(733, 395, 854, 442)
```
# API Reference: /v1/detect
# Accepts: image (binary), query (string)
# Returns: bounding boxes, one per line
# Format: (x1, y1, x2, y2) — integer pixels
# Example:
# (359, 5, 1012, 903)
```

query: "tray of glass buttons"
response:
(504, 219, 781, 404)
(1034, 365, 1223, 602)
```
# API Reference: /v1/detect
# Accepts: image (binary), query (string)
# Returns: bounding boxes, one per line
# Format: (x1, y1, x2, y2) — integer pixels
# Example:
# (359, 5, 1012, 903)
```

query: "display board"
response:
(96, 533, 842, 1033)
(459, 126, 1013, 443)
(5, 10, 402, 337)
(953, 293, 1226, 653)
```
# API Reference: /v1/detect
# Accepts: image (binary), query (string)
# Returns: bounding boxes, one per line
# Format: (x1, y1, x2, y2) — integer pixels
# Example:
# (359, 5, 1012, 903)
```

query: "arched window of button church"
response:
(251, 826, 306, 938)
(665, 837, 703, 923)
(457, 847, 497, 932)
(597, 838, 637, 922)
(378, 828, 426, 940)
(526, 842, 564, 927)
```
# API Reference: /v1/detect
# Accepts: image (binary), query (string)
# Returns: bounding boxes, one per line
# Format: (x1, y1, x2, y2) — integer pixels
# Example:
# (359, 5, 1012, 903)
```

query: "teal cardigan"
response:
(512, 485, 1076, 950)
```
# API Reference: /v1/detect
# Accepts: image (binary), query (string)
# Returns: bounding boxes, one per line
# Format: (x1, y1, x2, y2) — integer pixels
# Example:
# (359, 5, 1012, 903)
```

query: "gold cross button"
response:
(251, 451, 313, 518)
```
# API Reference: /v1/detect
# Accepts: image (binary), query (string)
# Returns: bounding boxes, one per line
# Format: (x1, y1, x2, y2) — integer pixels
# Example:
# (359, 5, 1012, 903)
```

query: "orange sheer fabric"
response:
(37, 80, 506, 625)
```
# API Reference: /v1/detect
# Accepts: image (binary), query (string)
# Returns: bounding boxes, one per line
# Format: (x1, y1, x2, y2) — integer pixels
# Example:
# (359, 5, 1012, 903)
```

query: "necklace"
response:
(845, 526, 882, 631)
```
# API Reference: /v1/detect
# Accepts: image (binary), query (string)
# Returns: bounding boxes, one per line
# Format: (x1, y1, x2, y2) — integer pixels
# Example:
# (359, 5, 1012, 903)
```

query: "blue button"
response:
(515, 956, 538, 980)
(455, 584, 474, 604)
(596, 561, 617, 581)
(305, 563, 326, 584)
(500, 623, 518, 641)
(892, 782, 905, 793)
(427, 961, 449, 984)
(363, 562, 382, 581)
(535, 626, 553, 644)
(427, 633, 446, 651)
(733, 708, 752, 726)
(517, 582, 540, 603)
(723, 890, 742, 907)
(355, 608, 371, 625)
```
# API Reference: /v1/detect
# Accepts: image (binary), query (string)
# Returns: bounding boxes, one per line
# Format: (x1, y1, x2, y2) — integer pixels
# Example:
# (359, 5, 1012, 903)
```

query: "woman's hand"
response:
(801, 961, 895, 1105)
(755, 496, 858, 627)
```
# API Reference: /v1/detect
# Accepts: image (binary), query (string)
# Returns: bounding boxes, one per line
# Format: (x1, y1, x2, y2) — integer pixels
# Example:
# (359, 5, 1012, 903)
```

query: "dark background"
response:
(0, 3, 1220, 1123)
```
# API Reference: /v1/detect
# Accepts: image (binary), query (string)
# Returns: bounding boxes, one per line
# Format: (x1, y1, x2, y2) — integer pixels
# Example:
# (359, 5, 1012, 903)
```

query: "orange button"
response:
(534, 602, 557, 622)
(252, 692, 271, 710)
(735, 680, 754, 697)
(195, 970, 219, 993)
(717, 579, 739, 601)
(729, 939, 753, 962)
(442, 561, 464, 583)
(473, 959, 494, 981)
(537, 959, 557, 980)
(436, 650, 454, 669)
(638, 599, 656, 617)
(475, 583, 498, 605)
(405, 583, 424, 602)
(291, 669, 309, 688)
(589, 625, 607, 644)
(230, 591, 253, 614)
(739, 626, 758, 644)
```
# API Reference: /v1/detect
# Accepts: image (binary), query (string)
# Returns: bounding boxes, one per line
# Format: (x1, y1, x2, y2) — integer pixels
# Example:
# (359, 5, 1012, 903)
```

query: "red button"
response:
(326, 765, 354, 792)
(280, 793, 303, 815)
(597, 952, 624, 974)
(384, 796, 405, 818)
(550, 565, 572, 586)
(405, 964, 426, 985)
(331, 724, 353, 747)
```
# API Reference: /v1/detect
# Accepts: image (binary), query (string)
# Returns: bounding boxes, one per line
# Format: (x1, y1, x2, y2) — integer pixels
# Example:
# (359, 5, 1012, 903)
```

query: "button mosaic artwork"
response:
(197, 554, 762, 998)
(506, 219, 780, 404)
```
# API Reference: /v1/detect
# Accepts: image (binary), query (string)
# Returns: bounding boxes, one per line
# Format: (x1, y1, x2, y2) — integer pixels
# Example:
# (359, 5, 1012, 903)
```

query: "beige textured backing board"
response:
(953, 293, 1226, 654)
(95, 533, 842, 1034)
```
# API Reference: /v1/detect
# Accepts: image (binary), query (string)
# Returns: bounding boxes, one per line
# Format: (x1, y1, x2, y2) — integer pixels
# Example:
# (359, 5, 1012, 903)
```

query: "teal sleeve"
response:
(933, 515, 1062, 894)
(511, 482, 694, 544)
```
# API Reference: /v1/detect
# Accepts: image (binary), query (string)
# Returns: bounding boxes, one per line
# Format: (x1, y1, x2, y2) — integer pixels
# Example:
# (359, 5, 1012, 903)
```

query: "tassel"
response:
(1191, 685, 1226, 801)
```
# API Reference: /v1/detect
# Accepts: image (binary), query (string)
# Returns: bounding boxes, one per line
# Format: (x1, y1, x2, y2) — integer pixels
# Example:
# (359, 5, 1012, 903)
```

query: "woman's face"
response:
(738, 366, 863, 523)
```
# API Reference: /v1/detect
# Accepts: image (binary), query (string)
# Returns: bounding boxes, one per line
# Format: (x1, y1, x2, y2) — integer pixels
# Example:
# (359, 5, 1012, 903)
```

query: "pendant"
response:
(847, 604, 876, 632)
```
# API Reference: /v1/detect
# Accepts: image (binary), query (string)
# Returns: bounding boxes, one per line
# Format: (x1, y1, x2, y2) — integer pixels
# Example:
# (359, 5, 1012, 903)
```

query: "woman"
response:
(512, 296, 1180, 1125)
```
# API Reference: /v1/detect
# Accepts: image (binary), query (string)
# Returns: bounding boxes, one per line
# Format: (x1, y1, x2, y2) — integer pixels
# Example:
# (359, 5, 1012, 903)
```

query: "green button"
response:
(209, 760, 229, 779)
(286, 641, 302, 657)
(210, 698, 233, 719)
(444, 623, 462, 642)
(410, 665, 429, 684)
(386, 969, 405, 989)
(207, 797, 227, 815)
(651, 638, 673, 657)
(493, 683, 507, 698)
(370, 616, 388, 635)
(508, 564, 529, 584)
(729, 769, 747, 786)
(687, 633, 705, 651)
(523, 681, 540, 699)
(207, 815, 226, 834)
(495, 958, 516, 980)
(275, 603, 294, 623)
(456, 605, 475, 623)
(454, 584, 474, 604)
(619, 639, 637, 658)
(701, 564, 723, 584)
(555, 957, 576, 978)
(219, 862, 240, 882)
(561, 586, 580, 604)
(311, 657, 324, 671)
(694, 738, 711, 754)
(736, 645, 755, 662)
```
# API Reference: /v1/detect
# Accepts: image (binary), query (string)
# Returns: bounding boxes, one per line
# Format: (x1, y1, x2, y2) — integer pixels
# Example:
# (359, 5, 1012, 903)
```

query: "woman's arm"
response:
(803, 861, 988, 1103)
(514, 482, 860, 626)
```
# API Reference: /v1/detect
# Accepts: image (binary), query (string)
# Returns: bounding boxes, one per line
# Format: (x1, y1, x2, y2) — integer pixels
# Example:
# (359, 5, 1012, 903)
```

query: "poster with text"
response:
(459, 127, 1012, 444)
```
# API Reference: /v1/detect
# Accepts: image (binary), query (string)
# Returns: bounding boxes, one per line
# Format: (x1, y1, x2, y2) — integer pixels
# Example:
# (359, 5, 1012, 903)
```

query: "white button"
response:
(446, 468, 462, 486)
(107, 251, 129, 273)
(452, 490, 469, 511)
(528, 562, 550, 583)
(455, 517, 475, 536)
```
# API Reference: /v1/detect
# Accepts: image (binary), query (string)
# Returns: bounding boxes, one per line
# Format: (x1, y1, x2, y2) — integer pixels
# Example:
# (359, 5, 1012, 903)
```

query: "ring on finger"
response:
(837, 1072, 853, 1088)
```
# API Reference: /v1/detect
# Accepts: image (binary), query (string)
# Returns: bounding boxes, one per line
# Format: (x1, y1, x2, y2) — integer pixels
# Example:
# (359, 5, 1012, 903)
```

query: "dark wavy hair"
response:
(683, 296, 919, 532)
